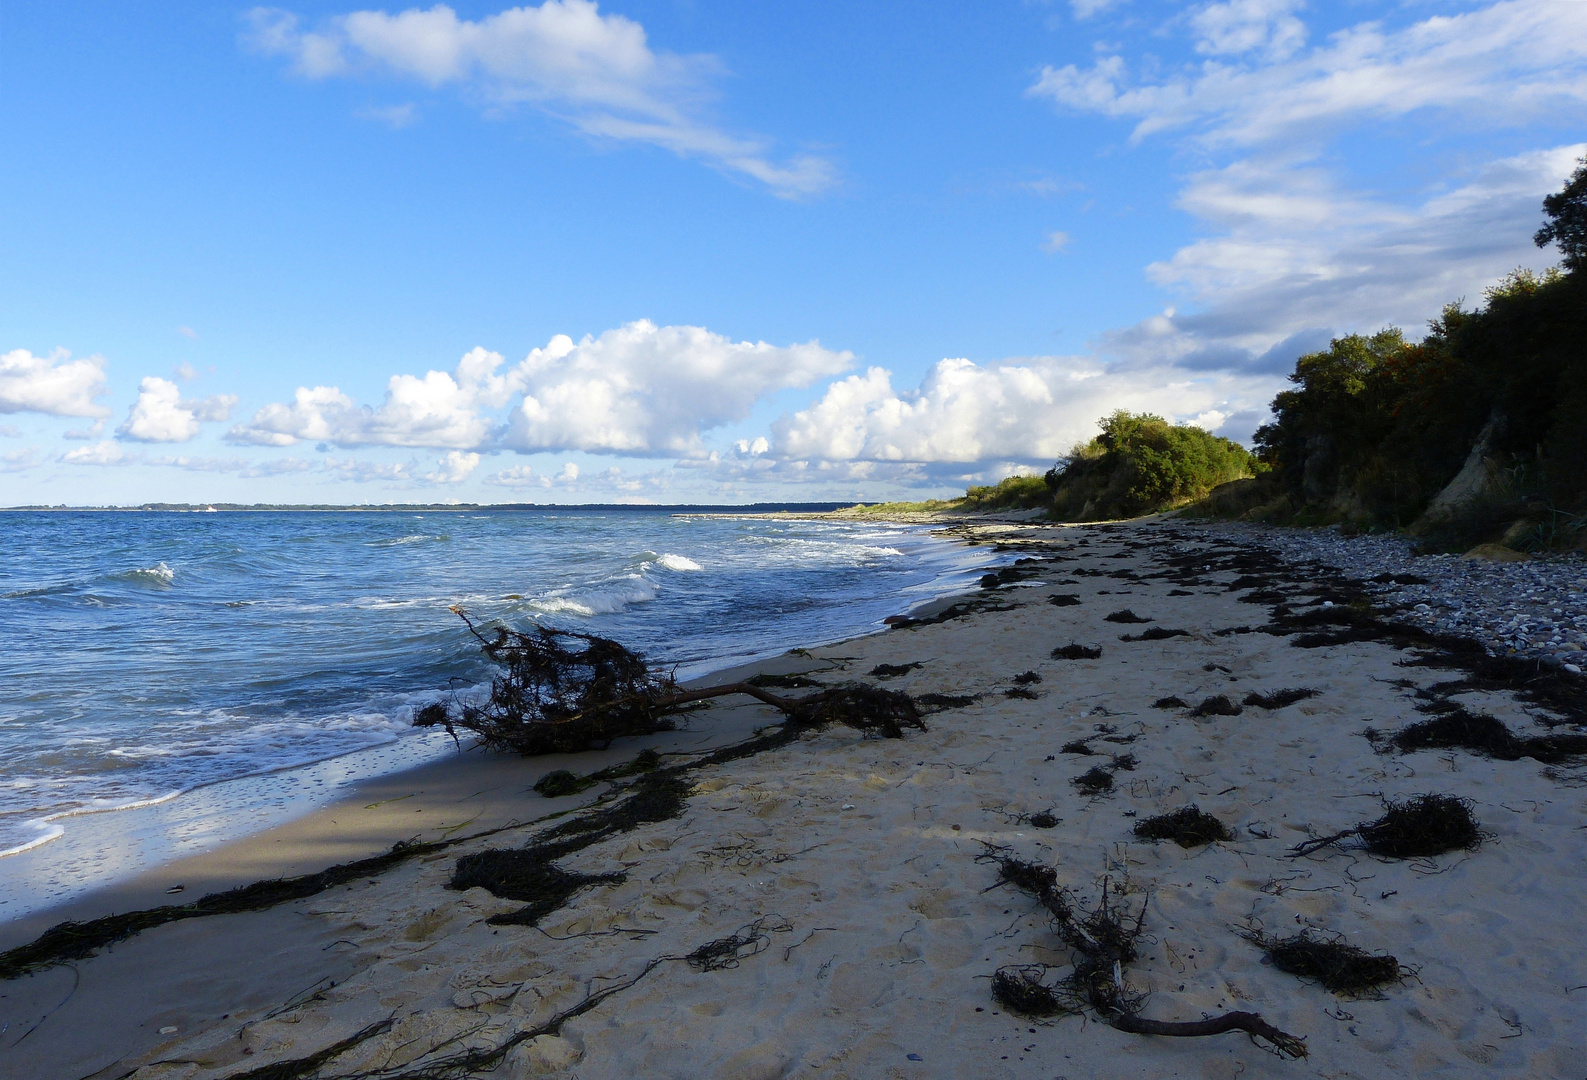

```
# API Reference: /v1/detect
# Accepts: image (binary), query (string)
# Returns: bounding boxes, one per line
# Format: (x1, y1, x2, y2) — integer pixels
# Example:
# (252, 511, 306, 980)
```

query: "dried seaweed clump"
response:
(1013, 670, 1042, 685)
(1190, 695, 1243, 718)
(1072, 755, 1134, 796)
(1242, 688, 1318, 710)
(1120, 627, 1190, 642)
(1152, 696, 1189, 709)
(1061, 738, 1096, 755)
(981, 849, 1305, 1057)
(686, 916, 793, 972)
(450, 851, 625, 926)
(788, 685, 924, 738)
(1052, 643, 1103, 660)
(916, 692, 978, 712)
(1291, 794, 1482, 859)
(1133, 806, 1234, 848)
(1244, 929, 1403, 996)
(1389, 709, 1587, 764)
(868, 662, 923, 679)
(533, 769, 593, 798)
(991, 965, 1068, 1017)
(1105, 609, 1153, 624)
(1048, 594, 1082, 607)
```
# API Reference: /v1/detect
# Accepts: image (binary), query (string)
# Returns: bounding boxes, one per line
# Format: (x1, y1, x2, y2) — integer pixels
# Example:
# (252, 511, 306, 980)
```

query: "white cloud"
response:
(1041, 230, 1071, 253)
(119, 377, 238, 443)
(1190, 0, 1306, 60)
(325, 456, 411, 482)
(230, 346, 511, 448)
(1070, 0, 1127, 18)
(357, 102, 417, 127)
(232, 326, 847, 455)
(1106, 143, 1584, 371)
(62, 441, 129, 466)
(424, 449, 480, 482)
(484, 459, 580, 488)
(1030, 0, 1587, 146)
(772, 356, 1252, 465)
(173, 362, 198, 380)
(245, 2, 835, 197)
(506, 320, 852, 456)
(2, 447, 40, 472)
(177, 326, 198, 340)
(0, 348, 110, 418)
(150, 454, 315, 476)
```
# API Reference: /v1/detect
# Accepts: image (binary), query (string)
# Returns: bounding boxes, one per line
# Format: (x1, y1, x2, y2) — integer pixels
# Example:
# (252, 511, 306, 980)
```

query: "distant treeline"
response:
(980, 156, 1587, 552)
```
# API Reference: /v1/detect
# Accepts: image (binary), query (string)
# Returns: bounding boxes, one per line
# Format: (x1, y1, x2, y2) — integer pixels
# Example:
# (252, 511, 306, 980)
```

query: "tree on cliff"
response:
(1536, 155, 1587, 273)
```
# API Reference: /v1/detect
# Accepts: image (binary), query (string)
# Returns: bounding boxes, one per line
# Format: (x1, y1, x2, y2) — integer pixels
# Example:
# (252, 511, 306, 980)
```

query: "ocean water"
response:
(0, 508, 992, 915)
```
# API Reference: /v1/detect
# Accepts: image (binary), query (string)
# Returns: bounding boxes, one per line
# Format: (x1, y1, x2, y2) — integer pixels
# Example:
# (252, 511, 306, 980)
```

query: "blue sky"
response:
(3, 0, 1582, 505)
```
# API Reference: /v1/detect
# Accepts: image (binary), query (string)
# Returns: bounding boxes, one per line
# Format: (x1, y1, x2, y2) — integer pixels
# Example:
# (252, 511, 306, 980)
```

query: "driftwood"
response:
(983, 849, 1306, 1059)
(416, 608, 924, 755)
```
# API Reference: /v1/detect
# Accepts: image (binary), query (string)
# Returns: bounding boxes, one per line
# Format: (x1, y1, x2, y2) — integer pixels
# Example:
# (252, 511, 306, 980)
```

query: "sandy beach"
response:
(4, 516, 1585, 1080)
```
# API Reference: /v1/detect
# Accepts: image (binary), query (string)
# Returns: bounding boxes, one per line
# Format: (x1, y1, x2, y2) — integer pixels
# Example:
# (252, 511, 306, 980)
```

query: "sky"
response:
(2, 0, 1583, 506)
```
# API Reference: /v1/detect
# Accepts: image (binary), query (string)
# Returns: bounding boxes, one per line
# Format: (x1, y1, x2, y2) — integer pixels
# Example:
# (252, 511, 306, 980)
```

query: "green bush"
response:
(1045, 411, 1260, 521)
(962, 474, 1052, 510)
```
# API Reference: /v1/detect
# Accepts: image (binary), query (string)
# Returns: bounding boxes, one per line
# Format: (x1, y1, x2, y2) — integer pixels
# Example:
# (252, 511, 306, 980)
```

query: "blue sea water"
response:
(0, 508, 988, 913)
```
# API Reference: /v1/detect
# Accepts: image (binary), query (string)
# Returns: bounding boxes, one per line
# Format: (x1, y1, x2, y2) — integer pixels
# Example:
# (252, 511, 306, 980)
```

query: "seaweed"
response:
(1013, 670, 1043, 685)
(1061, 739, 1096, 755)
(450, 852, 625, 926)
(532, 770, 594, 798)
(1028, 811, 1060, 829)
(1132, 806, 1234, 848)
(224, 1019, 397, 1080)
(1120, 627, 1190, 642)
(1048, 594, 1082, 607)
(1005, 687, 1041, 699)
(685, 915, 793, 972)
(1242, 688, 1318, 709)
(1167, 589, 1195, 597)
(1052, 643, 1102, 660)
(1072, 766, 1115, 794)
(991, 965, 1069, 1017)
(788, 685, 925, 739)
(915, 693, 978, 712)
(1104, 609, 1154, 624)
(1291, 794, 1483, 859)
(1190, 695, 1243, 718)
(1242, 928, 1404, 996)
(748, 672, 824, 689)
(868, 662, 924, 679)
(981, 850, 1305, 1057)
(0, 838, 453, 980)
(1388, 709, 1587, 764)
(1152, 696, 1189, 709)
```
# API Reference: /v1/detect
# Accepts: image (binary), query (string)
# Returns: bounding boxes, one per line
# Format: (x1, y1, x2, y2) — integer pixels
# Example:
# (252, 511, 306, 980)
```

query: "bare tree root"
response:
(1111, 1011, 1307, 1057)
(981, 847, 1306, 1059)
(418, 608, 926, 755)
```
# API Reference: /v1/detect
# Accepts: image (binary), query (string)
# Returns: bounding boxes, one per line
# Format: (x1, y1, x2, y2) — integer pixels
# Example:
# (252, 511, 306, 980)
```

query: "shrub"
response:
(1045, 411, 1260, 521)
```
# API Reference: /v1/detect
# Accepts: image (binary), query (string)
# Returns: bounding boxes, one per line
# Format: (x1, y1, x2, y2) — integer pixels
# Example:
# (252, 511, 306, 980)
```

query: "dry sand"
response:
(3, 518, 1585, 1080)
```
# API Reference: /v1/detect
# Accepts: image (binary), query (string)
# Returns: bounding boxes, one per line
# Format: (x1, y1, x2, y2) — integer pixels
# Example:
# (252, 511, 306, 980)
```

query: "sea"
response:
(0, 507, 995, 919)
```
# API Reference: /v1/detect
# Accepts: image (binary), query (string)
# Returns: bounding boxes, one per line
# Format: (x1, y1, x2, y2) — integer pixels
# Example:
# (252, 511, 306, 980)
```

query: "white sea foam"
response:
(0, 823, 65, 859)
(656, 553, 702, 572)
(368, 534, 449, 547)
(129, 562, 176, 585)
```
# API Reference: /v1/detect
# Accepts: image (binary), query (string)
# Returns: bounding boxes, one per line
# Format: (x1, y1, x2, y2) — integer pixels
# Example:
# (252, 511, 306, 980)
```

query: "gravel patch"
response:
(1193, 524, 1587, 674)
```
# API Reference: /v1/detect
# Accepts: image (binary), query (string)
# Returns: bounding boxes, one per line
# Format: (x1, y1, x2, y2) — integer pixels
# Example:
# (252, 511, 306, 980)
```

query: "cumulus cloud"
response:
(119, 377, 238, 443)
(0, 348, 110, 418)
(2, 447, 40, 472)
(507, 320, 852, 456)
(325, 456, 411, 482)
(62, 441, 129, 465)
(424, 450, 481, 482)
(231, 325, 848, 456)
(245, 2, 834, 197)
(1041, 230, 1071, 253)
(1030, 0, 1587, 146)
(230, 346, 512, 448)
(772, 356, 1256, 465)
(484, 460, 581, 488)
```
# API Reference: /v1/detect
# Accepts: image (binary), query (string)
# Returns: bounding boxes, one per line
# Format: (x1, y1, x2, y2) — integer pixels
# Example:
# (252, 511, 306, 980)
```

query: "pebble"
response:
(1192, 524, 1587, 671)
